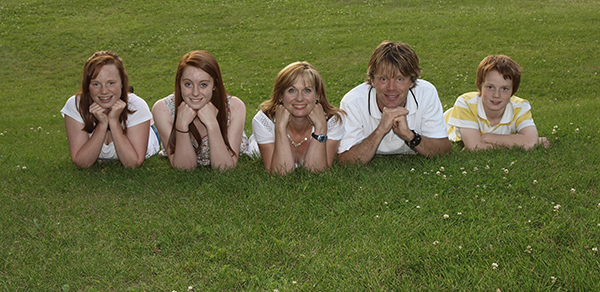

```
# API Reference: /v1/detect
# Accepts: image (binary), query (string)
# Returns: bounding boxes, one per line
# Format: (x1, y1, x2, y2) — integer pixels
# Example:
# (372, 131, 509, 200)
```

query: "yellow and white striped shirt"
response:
(443, 92, 535, 142)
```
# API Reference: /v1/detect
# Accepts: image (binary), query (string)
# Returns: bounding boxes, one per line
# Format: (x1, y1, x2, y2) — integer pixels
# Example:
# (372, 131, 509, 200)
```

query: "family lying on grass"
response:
(61, 41, 550, 173)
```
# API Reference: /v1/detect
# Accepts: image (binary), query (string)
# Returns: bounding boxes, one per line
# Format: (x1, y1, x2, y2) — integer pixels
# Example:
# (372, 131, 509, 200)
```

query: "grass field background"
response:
(1, 0, 599, 291)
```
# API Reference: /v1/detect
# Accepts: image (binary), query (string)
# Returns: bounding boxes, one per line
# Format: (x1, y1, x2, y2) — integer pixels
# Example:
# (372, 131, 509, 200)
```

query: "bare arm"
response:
(152, 99, 198, 170)
(303, 104, 331, 172)
(401, 130, 451, 157)
(64, 115, 108, 168)
(337, 126, 388, 165)
(200, 97, 246, 170)
(265, 106, 295, 174)
(480, 126, 541, 150)
(108, 100, 148, 168)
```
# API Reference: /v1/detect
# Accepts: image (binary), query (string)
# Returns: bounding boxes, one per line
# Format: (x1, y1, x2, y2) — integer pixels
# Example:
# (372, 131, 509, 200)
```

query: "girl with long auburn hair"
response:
(152, 50, 246, 170)
(251, 61, 345, 174)
(61, 51, 159, 168)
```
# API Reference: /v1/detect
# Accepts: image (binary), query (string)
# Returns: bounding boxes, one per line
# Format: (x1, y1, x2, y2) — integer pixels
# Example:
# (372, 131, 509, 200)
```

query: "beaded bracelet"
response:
(175, 128, 189, 133)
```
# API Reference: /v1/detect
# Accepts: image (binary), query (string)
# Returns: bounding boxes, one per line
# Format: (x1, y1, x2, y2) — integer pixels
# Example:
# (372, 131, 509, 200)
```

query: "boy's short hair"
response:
(367, 41, 421, 85)
(476, 55, 523, 96)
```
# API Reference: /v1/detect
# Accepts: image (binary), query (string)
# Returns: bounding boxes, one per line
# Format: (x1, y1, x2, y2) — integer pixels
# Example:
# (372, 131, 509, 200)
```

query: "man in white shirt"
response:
(337, 41, 451, 164)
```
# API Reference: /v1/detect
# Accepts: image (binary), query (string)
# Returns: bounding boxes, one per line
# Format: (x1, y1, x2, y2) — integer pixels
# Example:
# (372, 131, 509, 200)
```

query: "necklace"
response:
(287, 133, 308, 147)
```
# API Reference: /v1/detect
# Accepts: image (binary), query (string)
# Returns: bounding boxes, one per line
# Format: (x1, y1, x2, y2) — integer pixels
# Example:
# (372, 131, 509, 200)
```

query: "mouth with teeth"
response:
(292, 104, 307, 110)
(98, 96, 113, 103)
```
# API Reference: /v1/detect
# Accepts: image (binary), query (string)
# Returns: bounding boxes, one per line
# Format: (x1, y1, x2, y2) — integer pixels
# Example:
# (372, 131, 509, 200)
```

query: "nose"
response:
(192, 85, 200, 97)
(100, 84, 109, 94)
(387, 80, 397, 91)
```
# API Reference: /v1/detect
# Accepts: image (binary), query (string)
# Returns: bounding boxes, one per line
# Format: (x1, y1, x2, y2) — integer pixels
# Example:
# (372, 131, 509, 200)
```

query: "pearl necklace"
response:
(287, 133, 308, 147)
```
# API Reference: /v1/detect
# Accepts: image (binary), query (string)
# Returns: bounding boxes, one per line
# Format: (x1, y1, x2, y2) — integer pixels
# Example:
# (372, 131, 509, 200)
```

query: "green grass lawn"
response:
(1, 0, 599, 291)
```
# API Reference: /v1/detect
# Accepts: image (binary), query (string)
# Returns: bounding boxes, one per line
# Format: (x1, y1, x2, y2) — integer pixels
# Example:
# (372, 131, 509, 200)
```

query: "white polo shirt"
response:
(338, 81, 448, 154)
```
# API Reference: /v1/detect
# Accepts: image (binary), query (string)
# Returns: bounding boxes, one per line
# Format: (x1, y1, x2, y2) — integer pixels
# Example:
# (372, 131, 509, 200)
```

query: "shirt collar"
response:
(476, 96, 515, 125)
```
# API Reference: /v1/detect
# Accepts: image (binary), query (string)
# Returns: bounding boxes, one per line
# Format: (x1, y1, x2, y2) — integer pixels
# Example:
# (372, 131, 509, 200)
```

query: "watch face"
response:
(313, 133, 328, 143)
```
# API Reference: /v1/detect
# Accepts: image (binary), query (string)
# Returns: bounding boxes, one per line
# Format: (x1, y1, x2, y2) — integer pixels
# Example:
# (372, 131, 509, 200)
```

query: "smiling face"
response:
(480, 70, 513, 117)
(373, 66, 415, 111)
(180, 66, 215, 110)
(89, 64, 123, 109)
(281, 75, 318, 118)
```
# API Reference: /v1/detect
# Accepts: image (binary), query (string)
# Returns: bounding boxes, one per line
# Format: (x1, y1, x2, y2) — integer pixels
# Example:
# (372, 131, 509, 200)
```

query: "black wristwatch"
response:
(311, 133, 328, 143)
(405, 130, 421, 149)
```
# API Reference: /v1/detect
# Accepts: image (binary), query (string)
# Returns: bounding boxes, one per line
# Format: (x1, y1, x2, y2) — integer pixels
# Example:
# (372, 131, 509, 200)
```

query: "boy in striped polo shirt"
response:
(444, 55, 549, 150)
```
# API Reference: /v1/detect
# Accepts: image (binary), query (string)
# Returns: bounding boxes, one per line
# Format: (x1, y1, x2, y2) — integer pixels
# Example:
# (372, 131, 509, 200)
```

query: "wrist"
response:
(405, 130, 421, 149)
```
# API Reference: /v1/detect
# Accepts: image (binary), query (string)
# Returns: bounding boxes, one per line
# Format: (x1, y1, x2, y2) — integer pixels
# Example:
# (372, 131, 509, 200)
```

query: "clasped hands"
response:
(89, 100, 127, 127)
(176, 102, 219, 130)
(379, 106, 414, 141)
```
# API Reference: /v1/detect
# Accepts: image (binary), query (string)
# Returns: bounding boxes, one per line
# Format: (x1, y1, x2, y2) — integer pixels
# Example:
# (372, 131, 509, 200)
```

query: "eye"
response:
(397, 77, 403, 82)
(200, 83, 207, 88)
(304, 88, 312, 93)
(288, 88, 296, 94)
(184, 82, 192, 87)
(380, 77, 387, 82)
(91, 82, 99, 87)
(502, 87, 509, 91)
(486, 85, 494, 90)
(108, 81, 115, 86)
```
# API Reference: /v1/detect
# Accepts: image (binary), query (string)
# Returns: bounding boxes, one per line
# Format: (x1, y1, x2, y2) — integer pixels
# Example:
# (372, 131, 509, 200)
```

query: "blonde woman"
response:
(251, 61, 345, 174)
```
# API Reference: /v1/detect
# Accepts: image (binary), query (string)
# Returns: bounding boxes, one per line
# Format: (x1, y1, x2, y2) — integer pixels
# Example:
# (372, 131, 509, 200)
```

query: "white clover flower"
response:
(518, 206, 522, 209)
(510, 161, 516, 166)
(375, 215, 379, 218)
(22, 166, 27, 170)
(597, 203, 600, 209)
(457, 212, 462, 215)
(460, 167, 464, 170)
(592, 247, 598, 252)
(443, 214, 449, 219)
(481, 198, 486, 202)
(551, 276, 557, 283)
(575, 128, 580, 133)
(292, 281, 297, 284)
(473, 167, 478, 172)
(188, 286, 193, 291)
(553, 125, 559, 129)
(442, 175, 447, 180)
(423, 172, 428, 175)
(553, 204, 561, 211)
(410, 168, 415, 173)
(384, 201, 388, 205)
(433, 194, 439, 198)
(485, 165, 490, 170)
(433, 240, 439, 245)
(37, 126, 42, 131)
(462, 171, 467, 175)
(416, 205, 420, 209)
(504, 169, 509, 174)
(440, 166, 445, 172)
(503, 177, 507, 180)
(570, 188, 576, 193)
(525, 245, 532, 253)
(436, 171, 441, 176)
(492, 263, 498, 269)
(533, 180, 538, 185)
(458, 245, 462, 249)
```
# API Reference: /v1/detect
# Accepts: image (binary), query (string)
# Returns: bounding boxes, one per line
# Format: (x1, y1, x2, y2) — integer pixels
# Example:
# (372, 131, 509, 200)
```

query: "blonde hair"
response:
(260, 61, 344, 122)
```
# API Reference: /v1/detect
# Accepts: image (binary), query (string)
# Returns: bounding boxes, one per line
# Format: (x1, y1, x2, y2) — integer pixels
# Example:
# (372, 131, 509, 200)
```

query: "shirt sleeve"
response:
(125, 94, 152, 128)
(251, 111, 275, 144)
(60, 95, 84, 124)
(416, 84, 448, 139)
(326, 115, 345, 141)
(338, 98, 367, 153)
(446, 94, 480, 130)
